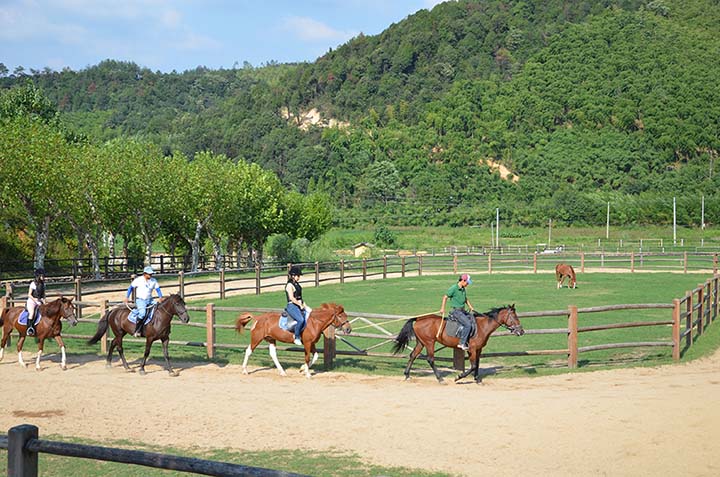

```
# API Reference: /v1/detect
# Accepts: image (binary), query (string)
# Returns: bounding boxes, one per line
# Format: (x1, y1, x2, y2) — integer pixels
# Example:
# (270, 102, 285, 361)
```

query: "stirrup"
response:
(27, 326, 35, 336)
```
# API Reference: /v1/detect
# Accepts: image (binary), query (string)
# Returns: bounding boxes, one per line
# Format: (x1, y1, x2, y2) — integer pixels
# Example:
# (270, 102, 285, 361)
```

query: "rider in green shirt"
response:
(440, 274, 476, 350)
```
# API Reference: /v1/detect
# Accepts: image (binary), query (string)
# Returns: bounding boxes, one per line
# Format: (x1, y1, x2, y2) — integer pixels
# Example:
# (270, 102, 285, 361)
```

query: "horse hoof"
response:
(169, 371, 178, 377)
(404, 375, 411, 381)
(279, 371, 287, 377)
(242, 369, 249, 375)
(139, 369, 146, 376)
(105, 363, 112, 369)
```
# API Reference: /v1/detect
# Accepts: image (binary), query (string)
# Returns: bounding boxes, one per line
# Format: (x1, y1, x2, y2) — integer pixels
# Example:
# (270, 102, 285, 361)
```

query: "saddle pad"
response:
(127, 305, 156, 325)
(18, 309, 40, 326)
(444, 319, 460, 338)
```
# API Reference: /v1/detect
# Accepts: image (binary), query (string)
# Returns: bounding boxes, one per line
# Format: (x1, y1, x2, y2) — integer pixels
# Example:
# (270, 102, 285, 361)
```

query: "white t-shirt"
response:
(130, 276, 161, 300)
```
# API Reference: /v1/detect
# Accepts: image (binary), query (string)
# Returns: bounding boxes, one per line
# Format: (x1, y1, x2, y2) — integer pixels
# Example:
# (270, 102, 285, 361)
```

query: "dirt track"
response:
(2, 346, 719, 476)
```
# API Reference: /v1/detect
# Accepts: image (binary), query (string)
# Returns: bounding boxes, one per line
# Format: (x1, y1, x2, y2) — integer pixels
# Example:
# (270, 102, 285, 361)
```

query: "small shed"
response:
(352, 242, 373, 258)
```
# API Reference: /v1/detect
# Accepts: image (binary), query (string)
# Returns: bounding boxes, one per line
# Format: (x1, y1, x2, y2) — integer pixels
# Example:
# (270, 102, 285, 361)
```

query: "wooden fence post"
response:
(254, 265, 261, 295)
(568, 305, 578, 368)
(340, 259, 345, 284)
(315, 262, 320, 287)
(488, 253, 492, 274)
(672, 298, 681, 360)
(383, 256, 387, 279)
(178, 272, 184, 300)
(684, 252, 688, 273)
(533, 252, 537, 273)
(418, 255, 423, 276)
(362, 259, 367, 280)
(453, 254, 458, 274)
(685, 291, 693, 349)
(401, 256, 406, 278)
(697, 285, 704, 336)
(630, 252, 635, 273)
(714, 275, 719, 322)
(8, 424, 39, 477)
(219, 269, 225, 300)
(323, 325, 335, 369)
(100, 299, 108, 355)
(581, 252, 585, 273)
(453, 348, 465, 371)
(206, 303, 215, 359)
(74, 278, 82, 320)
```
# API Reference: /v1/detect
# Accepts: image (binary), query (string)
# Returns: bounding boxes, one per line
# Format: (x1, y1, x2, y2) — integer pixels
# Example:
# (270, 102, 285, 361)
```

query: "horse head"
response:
(324, 303, 352, 335)
(501, 304, 524, 336)
(57, 296, 78, 326)
(163, 294, 190, 323)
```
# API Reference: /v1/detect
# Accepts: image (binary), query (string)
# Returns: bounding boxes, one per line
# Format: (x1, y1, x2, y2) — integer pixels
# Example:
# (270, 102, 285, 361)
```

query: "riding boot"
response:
(26, 322, 35, 336)
(133, 317, 143, 338)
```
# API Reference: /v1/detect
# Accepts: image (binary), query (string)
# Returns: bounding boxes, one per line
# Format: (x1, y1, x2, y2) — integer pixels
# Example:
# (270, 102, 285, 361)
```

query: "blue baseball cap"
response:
(460, 273, 472, 285)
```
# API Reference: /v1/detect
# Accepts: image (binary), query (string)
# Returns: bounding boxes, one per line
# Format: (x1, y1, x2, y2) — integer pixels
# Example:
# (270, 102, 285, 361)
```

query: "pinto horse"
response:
(0, 297, 77, 370)
(87, 294, 190, 376)
(556, 263, 577, 289)
(392, 305, 524, 383)
(235, 302, 351, 378)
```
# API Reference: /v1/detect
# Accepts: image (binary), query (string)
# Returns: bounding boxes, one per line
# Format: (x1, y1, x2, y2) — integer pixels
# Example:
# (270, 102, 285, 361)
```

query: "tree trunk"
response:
(87, 238, 101, 280)
(34, 216, 51, 269)
(122, 238, 129, 272)
(206, 227, 223, 271)
(108, 232, 116, 259)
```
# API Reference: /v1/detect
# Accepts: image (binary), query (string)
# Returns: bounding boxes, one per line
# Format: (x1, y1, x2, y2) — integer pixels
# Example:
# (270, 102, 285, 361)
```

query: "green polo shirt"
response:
(446, 283, 468, 309)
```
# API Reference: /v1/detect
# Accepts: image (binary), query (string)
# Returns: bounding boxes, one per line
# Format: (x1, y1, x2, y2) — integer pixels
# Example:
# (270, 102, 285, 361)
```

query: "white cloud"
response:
(174, 32, 221, 51)
(281, 16, 357, 43)
(160, 8, 182, 28)
(0, 3, 87, 43)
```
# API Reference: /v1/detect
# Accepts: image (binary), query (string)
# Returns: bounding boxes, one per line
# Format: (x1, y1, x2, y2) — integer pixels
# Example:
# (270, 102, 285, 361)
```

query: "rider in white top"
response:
(124, 266, 163, 337)
(25, 268, 46, 336)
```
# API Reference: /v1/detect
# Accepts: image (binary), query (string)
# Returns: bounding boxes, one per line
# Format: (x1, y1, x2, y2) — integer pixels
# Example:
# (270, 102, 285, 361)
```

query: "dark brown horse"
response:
(556, 263, 577, 289)
(0, 297, 77, 370)
(392, 305, 524, 383)
(87, 294, 190, 376)
(235, 303, 351, 378)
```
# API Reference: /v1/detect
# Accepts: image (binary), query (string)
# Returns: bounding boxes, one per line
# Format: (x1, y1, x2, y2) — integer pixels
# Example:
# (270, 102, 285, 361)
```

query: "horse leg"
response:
(106, 336, 118, 368)
(423, 343, 445, 384)
(0, 325, 7, 361)
(472, 352, 483, 383)
(403, 342, 424, 380)
(161, 338, 177, 377)
(138, 339, 153, 376)
(17, 335, 27, 367)
(268, 342, 287, 376)
(116, 337, 132, 372)
(300, 343, 312, 378)
(54, 335, 67, 370)
(35, 338, 45, 371)
(241, 335, 261, 375)
(455, 349, 477, 382)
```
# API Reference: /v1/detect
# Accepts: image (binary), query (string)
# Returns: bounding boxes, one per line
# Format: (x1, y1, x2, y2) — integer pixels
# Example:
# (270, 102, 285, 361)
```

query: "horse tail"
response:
(0, 305, 4, 327)
(87, 309, 110, 345)
(392, 318, 416, 354)
(235, 313, 253, 334)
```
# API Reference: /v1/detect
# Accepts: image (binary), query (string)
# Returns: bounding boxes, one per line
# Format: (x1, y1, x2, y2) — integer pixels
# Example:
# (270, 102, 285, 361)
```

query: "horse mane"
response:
(480, 305, 513, 320)
(41, 297, 62, 315)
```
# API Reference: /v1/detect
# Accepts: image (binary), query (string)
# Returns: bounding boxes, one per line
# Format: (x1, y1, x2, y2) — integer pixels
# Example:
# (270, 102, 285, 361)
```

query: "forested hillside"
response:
(2, 0, 719, 228)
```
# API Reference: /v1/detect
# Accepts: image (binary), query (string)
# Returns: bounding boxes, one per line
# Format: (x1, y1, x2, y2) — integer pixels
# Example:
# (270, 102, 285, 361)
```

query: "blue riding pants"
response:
(286, 303, 306, 339)
(131, 298, 152, 322)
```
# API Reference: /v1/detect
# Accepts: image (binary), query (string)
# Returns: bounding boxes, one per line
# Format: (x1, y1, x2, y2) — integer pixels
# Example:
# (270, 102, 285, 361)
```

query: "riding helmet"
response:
(289, 265, 303, 276)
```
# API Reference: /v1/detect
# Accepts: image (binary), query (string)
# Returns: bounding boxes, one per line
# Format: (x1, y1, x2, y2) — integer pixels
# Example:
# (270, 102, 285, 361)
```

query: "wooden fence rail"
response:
(1, 424, 305, 477)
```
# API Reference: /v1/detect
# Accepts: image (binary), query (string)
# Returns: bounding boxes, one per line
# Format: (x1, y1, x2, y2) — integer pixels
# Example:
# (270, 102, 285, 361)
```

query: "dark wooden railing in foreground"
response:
(1, 424, 306, 477)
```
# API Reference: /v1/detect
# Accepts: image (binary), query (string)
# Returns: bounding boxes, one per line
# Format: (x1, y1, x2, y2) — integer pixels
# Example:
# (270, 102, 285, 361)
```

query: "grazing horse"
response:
(87, 294, 190, 376)
(392, 305, 524, 384)
(556, 263, 577, 289)
(0, 297, 77, 370)
(235, 302, 352, 378)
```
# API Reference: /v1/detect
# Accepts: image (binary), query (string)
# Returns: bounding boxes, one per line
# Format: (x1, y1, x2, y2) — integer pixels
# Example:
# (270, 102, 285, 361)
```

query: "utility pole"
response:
(673, 197, 677, 246)
(606, 202, 610, 239)
(548, 218, 552, 245)
(496, 208, 500, 249)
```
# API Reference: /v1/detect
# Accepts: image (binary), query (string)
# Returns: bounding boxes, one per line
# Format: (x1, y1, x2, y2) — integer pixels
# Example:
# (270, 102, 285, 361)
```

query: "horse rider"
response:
(124, 266, 163, 337)
(285, 265, 310, 346)
(25, 268, 47, 336)
(440, 273, 476, 351)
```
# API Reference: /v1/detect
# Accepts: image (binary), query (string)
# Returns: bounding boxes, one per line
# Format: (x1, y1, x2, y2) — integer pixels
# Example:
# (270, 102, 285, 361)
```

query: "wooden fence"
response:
(2, 273, 717, 372)
(1, 424, 305, 477)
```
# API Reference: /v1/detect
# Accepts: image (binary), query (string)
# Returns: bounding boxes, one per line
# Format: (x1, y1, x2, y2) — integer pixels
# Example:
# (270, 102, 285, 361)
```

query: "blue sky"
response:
(1, 0, 446, 73)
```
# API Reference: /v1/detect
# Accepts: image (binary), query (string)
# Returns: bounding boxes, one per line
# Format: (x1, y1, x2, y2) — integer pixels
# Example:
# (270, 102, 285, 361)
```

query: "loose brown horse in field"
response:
(87, 294, 190, 376)
(0, 297, 77, 370)
(556, 263, 577, 289)
(392, 305, 524, 383)
(235, 303, 351, 378)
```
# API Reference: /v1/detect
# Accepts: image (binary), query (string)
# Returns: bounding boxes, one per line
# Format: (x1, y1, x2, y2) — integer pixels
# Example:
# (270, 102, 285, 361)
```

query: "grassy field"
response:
(52, 271, 720, 377)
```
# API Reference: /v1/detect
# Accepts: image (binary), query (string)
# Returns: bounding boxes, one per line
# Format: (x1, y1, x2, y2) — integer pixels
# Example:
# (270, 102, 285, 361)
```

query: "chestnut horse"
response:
(235, 302, 351, 378)
(0, 297, 77, 370)
(556, 263, 577, 289)
(392, 305, 523, 383)
(87, 294, 190, 376)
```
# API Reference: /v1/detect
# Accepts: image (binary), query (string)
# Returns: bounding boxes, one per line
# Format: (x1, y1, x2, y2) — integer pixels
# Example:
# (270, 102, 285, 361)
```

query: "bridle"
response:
(332, 311, 350, 330)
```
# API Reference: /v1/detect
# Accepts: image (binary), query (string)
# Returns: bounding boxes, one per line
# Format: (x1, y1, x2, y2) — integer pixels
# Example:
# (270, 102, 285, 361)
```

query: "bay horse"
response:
(87, 294, 190, 376)
(556, 263, 577, 289)
(392, 305, 523, 384)
(235, 302, 351, 378)
(0, 297, 77, 370)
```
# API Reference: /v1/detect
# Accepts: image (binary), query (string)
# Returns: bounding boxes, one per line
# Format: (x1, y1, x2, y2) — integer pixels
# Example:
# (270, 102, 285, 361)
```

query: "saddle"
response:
(19, 308, 41, 327)
(443, 310, 477, 340)
(278, 308, 311, 332)
(128, 302, 158, 325)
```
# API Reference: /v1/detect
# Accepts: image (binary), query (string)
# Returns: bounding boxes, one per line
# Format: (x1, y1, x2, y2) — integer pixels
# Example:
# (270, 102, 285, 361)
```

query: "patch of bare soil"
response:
(1, 347, 719, 476)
